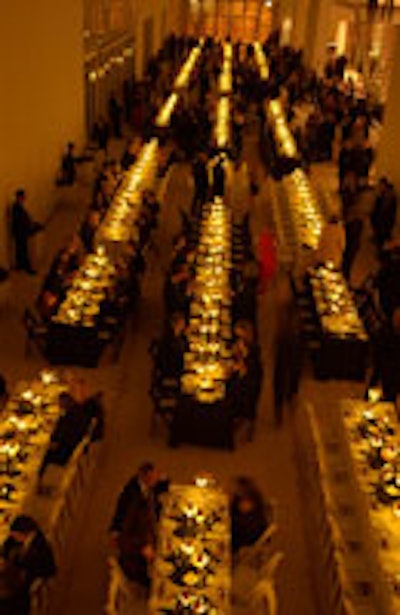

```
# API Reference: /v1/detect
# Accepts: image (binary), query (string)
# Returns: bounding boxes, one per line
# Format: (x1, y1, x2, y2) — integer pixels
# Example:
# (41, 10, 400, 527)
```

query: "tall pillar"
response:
(375, 26, 400, 191)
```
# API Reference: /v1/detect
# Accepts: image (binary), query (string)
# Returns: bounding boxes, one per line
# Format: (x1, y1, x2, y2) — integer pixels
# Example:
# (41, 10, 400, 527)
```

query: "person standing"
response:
(10, 189, 42, 274)
(370, 177, 397, 252)
(61, 142, 76, 185)
(93, 117, 109, 155)
(110, 463, 169, 587)
(108, 93, 122, 139)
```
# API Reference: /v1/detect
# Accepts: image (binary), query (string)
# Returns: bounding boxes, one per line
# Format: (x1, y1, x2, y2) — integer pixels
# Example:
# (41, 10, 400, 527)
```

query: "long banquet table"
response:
(0, 370, 65, 543)
(308, 264, 369, 380)
(170, 197, 235, 448)
(47, 249, 118, 366)
(149, 482, 231, 614)
(340, 398, 400, 615)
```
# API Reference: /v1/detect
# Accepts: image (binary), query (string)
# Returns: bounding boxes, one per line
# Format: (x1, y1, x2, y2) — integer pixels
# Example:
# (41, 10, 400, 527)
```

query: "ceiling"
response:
(187, 0, 272, 42)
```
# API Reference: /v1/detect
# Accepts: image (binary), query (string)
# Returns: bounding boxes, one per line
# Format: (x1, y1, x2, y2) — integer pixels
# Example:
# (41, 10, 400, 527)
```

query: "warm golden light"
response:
(54, 252, 116, 326)
(268, 99, 298, 159)
(174, 43, 203, 89)
(215, 98, 231, 149)
(253, 42, 270, 80)
(282, 169, 324, 250)
(97, 138, 159, 245)
(181, 198, 233, 404)
(218, 43, 233, 95)
(310, 264, 367, 340)
(155, 93, 179, 128)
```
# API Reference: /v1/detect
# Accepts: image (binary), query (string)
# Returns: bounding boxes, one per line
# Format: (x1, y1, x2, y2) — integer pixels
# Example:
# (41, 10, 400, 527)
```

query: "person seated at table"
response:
(41, 239, 81, 303)
(137, 207, 153, 248)
(234, 263, 259, 321)
(158, 312, 187, 378)
(0, 375, 7, 407)
(51, 235, 83, 279)
(121, 139, 137, 170)
(63, 375, 104, 441)
(171, 234, 189, 271)
(143, 189, 160, 220)
(36, 289, 59, 322)
(108, 159, 122, 184)
(80, 210, 101, 253)
(37, 391, 104, 484)
(230, 478, 273, 554)
(0, 515, 56, 614)
(164, 265, 191, 314)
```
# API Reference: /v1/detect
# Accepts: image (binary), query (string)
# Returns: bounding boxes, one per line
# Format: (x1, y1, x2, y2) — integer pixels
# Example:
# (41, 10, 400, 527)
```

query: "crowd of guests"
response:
(256, 35, 400, 404)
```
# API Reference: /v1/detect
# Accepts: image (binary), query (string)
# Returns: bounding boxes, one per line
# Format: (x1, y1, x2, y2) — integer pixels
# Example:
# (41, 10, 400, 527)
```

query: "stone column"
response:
(375, 26, 400, 192)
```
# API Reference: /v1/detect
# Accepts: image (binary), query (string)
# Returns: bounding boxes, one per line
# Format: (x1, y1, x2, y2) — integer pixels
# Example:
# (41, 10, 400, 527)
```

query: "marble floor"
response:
(0, 127, 361, 614)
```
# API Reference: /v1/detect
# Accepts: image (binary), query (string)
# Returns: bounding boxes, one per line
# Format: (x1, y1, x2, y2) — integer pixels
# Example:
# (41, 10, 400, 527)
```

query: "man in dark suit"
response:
(11, 190, 42, 274)
(61, 142, 76, 185)
(110, 462, 169, 534)
(0, 375, 7, 410)
(110, 463, 169, 587)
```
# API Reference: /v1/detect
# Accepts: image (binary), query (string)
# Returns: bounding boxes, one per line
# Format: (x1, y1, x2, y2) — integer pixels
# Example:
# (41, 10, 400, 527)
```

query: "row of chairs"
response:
(105, 547, 284, 615)
(30, 425, 101, 615)
(297, 400, 377, 615)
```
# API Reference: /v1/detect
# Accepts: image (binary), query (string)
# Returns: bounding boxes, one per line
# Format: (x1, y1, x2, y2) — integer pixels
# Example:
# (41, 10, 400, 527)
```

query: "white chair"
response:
(250, 551, 284, 615)
(105, 557, 143, 615)
(236, 523, 278, 569)
(30, 577, 53, 615)
(47, 436, 92, 562)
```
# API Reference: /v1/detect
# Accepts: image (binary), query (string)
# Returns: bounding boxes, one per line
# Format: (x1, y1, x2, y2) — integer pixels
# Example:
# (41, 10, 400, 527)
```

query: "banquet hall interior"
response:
(3, 0, 400, 614)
